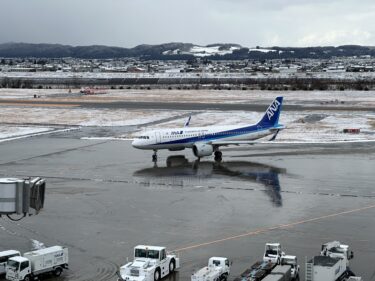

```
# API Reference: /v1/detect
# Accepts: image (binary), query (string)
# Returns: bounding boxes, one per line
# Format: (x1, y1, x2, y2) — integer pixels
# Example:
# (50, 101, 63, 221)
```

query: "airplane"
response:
(132, 96, 284, 162)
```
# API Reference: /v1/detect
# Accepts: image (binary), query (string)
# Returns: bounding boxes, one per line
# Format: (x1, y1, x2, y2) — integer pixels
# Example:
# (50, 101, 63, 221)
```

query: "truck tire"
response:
(220, 273, 228, 281)
(154, 268, 161, 281)
(23, 276, 31, 281)
(169, 259, 175, 273)
(53, 267, 63, 277)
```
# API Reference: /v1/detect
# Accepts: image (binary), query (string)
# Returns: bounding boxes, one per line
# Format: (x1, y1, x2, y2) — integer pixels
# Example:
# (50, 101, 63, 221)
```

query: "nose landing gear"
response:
(152, 150, 158, 162)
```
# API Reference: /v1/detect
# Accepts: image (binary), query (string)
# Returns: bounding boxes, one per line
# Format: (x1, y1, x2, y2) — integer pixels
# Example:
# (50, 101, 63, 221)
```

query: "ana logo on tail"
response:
(266, 99, 281, 121)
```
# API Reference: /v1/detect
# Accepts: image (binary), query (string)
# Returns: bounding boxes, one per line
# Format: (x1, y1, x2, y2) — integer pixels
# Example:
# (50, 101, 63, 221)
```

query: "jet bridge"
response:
(0, 177, 45, 220)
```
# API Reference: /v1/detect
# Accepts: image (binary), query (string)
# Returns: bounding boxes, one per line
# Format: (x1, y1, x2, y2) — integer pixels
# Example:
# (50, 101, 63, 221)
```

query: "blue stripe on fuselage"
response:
(158, 124, 271, 145)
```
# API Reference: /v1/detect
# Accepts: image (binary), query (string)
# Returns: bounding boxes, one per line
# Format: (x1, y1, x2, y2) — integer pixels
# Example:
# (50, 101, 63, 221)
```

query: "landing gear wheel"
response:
(152, 150, 158, 163)
(169, 260, 175, 273)
(220, 273, 228, 281)
(154, 269, 161, 281)
(214, 151, 222, 162)
(53, 267, 63, 277)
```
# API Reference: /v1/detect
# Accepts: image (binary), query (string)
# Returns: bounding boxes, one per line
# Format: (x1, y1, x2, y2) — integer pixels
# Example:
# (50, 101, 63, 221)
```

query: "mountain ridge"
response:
(1, 42, 374, 59)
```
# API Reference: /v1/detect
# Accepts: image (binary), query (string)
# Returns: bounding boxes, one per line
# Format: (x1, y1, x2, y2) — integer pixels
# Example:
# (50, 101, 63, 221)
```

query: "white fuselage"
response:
(132, 124, 277, 150)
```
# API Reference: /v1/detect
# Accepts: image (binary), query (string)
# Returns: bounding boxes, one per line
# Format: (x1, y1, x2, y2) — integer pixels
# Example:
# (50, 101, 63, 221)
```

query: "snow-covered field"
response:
(0, 106, 188, 141)
(0, 108, 373, 143)
(0, 126, 52, 139)
(0, 89, 374, 143)
(0, 125, 77, 143)
(0, 106, 183, 127)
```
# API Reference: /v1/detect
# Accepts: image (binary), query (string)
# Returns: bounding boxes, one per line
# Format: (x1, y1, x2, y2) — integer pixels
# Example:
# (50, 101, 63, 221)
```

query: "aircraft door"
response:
(155, 132, 161, 143)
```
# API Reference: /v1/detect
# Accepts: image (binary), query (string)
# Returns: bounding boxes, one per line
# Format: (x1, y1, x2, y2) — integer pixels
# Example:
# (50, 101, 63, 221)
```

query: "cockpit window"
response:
(137, 136, 150, 139)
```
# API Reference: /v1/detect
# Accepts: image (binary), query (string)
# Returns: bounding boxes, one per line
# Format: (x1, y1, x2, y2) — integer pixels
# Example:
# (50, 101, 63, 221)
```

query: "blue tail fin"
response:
(257, 96, 283, 127)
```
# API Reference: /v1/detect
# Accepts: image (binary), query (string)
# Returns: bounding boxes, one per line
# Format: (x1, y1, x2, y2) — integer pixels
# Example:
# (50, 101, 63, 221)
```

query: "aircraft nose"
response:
(131, 139, 140, 148)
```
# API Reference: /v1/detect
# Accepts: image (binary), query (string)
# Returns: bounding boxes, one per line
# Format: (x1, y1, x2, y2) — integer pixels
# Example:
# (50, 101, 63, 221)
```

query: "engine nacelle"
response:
(192, 143, 214, 157)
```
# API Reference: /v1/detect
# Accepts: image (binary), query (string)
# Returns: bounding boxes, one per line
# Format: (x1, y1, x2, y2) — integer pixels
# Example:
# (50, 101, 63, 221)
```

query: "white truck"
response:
(305, 241, 359, 281)
(0, 251, 21, 275)
(191, 257, 230, 281)
(6, 246, 68, 281)
(263, 243, 285, 265)
(280, 255, 299, 280)
(118, 245, 180, 281)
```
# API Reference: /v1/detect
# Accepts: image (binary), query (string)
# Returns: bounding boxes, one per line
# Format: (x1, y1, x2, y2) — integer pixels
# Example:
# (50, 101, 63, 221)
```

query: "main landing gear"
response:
(152, 150, 158, 163)
(214, 150, 222, 162)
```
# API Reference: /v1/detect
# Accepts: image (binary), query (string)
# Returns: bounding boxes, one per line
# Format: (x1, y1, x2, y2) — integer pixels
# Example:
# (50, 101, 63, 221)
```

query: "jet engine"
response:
(192, 143, 214, 157)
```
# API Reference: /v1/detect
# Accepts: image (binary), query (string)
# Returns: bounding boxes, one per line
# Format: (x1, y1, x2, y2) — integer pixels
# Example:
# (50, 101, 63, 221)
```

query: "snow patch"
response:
(31, 239, 46, 250)
(249, 48, 277, 53)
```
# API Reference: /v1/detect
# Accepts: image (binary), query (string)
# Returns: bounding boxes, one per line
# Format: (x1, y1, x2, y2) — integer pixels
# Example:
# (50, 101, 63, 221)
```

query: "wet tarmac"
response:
(0, 130, 374, 281)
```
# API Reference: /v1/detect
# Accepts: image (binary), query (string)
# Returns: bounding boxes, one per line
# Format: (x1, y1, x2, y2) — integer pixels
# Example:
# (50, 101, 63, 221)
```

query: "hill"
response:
(1, 42, 374, 59)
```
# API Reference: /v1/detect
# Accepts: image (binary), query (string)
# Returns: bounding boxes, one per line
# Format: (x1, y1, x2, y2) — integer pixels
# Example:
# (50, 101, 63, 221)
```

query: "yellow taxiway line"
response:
(173, 204, 375, 252)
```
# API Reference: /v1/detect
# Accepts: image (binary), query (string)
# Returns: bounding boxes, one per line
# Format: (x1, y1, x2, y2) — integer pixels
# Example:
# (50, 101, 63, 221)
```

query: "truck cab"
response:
(191, 257, 230, 281)
(119, 245, 180, 281)
(263, 243, 285, 264)
(6, 256, 31, 281)
(321, 241, 354, 266)
(208, 257, 230, 272)
(281, 255, 300, 280)
(0, 251, 21, 275)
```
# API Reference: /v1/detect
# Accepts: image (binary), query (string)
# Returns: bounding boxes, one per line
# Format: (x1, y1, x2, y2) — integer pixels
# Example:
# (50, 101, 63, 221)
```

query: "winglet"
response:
(184, 116, 191, 127)
(257, 97, 283, 127)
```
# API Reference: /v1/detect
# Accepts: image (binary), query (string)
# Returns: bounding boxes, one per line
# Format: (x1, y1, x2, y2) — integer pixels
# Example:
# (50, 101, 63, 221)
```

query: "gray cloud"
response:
(0, 0, 374, 47)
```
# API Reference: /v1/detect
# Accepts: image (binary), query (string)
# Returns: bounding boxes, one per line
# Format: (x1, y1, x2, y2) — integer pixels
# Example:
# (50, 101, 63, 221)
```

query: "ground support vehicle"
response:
(305, 241, 361, 281)
(191, 257, 230, 281)
(0, 251, 21, 275)
(263, 243, 285, 265)
(6, 246, 68, 281)
(280, 255, 299, 280)
(118, 245, 180, 281)
(234, 243, 299, 281)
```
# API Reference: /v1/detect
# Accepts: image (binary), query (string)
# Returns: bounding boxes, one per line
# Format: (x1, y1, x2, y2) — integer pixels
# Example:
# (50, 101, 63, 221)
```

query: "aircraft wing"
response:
(209, 140, 258, 146)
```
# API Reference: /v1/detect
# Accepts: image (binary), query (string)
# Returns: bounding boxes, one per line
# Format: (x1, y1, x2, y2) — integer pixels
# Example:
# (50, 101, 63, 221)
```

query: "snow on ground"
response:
(0, 107, 373, 143)
(0, 125, 52, 140)
(248, 48, 276, 53)
(0, 125, 77, 143)
(0, 89, 374, 143)
(31, 239, 46, 250)
(188, 45, 241, 57)
(279, 111, 375, 142)
(0, 106, 184, 127)
(0, 89, 66, 99)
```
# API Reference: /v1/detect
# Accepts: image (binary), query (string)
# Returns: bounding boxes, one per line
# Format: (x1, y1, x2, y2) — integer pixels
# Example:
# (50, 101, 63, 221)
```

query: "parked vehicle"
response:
(0, 251, 21, 275)
(118, 245, 180, 281)
(234, 243, 299, 281)
(281, 255, 299, 280)
(263, 243, 285, 265)
(305, 241, 360, 281)
(191, 257, 230, 281)
(6, 246, 68, 281)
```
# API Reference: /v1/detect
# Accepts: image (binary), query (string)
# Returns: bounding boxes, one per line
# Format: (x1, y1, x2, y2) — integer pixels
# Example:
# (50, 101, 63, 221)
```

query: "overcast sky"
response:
(1, 0, 374, 47)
